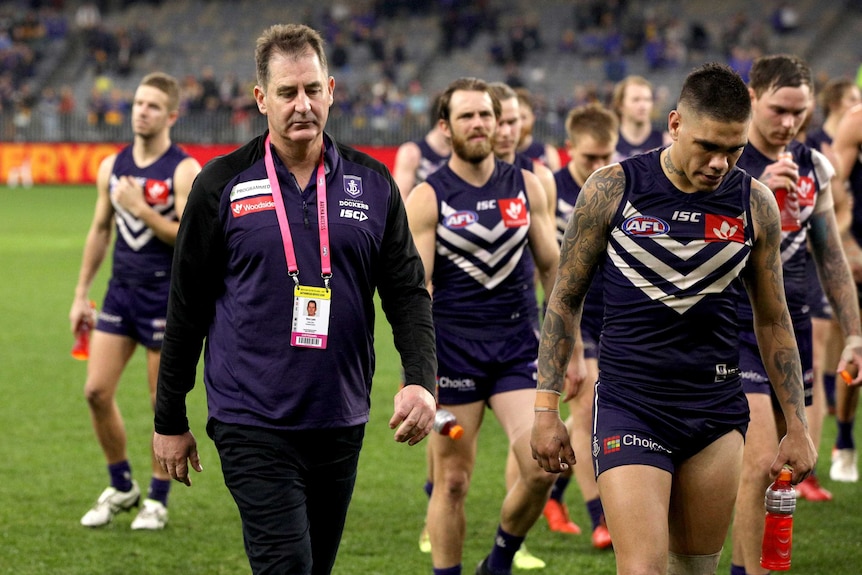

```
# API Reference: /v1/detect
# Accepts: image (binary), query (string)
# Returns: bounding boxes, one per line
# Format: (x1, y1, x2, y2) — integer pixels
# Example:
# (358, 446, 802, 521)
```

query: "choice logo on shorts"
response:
(603, 433, 672, 455)
(437, 376, 476, 391)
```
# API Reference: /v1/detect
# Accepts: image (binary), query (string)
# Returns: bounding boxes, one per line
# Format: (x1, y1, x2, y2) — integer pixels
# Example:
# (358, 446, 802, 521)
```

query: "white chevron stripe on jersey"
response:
(608, 204, 750, 314)
(437, 197, 531, 290)
(437, 242, 528, 289)
(555, 197, 574, 243)
(779, 229, 806, 264)
(110, 174, 177, 251)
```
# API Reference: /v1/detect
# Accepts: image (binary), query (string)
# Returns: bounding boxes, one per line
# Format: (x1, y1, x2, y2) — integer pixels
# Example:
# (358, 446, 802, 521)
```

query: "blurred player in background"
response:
(730, 54, 862, 575)
(796, 76, 861, 500)
(70, 71, 201, 530)
(394, 92, 451, 200)
(515, 87, 562, 172)
(544, 103, 618, 550)
(830, 100, 862, 484)
(611, 75, 671, 162)
(407, 76, 560, 575)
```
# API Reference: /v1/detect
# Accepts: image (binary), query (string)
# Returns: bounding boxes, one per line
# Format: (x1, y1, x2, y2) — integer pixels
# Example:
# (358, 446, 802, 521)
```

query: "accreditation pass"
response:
(291, 285, 331, 349)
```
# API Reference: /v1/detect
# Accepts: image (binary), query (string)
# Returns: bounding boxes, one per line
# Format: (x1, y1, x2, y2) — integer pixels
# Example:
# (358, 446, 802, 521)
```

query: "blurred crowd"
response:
(1, 0, 857, 146)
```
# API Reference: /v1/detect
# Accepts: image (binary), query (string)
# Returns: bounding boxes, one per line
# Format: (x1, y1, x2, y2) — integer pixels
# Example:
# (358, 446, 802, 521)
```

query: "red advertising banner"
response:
(1, 142, 400, 185)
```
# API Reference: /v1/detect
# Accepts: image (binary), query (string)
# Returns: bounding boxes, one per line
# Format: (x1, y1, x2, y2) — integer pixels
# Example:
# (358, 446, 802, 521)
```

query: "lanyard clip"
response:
(289, 270, 300, 286)
(321, 273, 332, 291)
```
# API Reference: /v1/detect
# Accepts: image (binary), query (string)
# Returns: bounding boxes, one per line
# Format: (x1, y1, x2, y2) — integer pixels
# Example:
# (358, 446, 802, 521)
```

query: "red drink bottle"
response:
(760, 467, 795, 571)
(774, 151, 800, 232)
(71, 301, 97, 360)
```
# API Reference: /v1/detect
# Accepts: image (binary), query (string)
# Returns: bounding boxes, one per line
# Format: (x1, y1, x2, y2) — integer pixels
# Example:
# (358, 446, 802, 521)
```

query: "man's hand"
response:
(153, 430, 203, 486)
(531, 411, 577, 473)
(772, 428, 817, 485)
(390, 384, 436, 446)
(836, 335, 862, 386)
(112, 175, 148, 217)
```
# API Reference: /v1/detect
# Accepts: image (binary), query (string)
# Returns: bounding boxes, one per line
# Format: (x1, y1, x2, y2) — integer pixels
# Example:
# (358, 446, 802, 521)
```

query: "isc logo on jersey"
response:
(621, 215, 669, 236)
(444, 211, 478, 229)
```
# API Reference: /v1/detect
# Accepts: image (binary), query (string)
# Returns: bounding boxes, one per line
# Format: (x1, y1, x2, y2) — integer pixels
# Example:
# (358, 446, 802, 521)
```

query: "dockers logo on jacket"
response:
(344, 175, 363, 198)
(229, 178, 275, 218)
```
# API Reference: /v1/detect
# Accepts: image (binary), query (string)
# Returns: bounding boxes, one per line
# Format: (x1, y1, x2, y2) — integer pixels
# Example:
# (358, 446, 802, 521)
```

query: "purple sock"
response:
(148, 477, 171, 506)
(424, 479, 434, 498)
(549, 476, 569, 503)
(433, 566, 461, 575)
(585, 497, 604, 531)
(730, 564, 746, 575)
(486, 526, 522, 574)
(824, 373, 836, 408)
(108, 461, 132, 492)
(836, 419, 856, 450)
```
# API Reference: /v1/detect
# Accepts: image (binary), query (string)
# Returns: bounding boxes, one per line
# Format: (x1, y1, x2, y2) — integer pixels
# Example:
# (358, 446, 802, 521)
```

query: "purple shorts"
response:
(96, 277, 169, 349)
(592, 378, 749, 477)
(739, 321, 813, 407)
(435, 322, 538, 405)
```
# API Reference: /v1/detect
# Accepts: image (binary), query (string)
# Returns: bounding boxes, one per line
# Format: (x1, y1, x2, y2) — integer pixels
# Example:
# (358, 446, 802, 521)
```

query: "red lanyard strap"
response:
(264, 134, 332, 288)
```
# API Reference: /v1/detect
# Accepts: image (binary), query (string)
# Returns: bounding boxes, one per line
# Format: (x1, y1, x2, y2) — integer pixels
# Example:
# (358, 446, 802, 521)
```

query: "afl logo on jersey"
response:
(621, 215, 669, 236)
(443, 210, 478, 229)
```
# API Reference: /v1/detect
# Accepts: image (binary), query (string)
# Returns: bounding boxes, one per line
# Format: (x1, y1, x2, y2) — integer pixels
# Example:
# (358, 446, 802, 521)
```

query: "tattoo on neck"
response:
(663, 151, 685, 176)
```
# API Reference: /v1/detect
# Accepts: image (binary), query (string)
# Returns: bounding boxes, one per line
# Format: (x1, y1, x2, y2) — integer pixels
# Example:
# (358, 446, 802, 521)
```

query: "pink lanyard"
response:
(264, 134, 332, 288)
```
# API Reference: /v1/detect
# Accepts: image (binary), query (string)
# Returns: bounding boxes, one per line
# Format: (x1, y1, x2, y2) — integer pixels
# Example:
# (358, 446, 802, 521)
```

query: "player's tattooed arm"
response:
(537, 164, 625, 394)
(743, 179, 807, 424)
(807, 192, 862, 341)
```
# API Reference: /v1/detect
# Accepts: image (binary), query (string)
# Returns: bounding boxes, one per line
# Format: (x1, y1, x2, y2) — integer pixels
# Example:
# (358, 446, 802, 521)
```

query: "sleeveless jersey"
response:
(514, 152, 535, 173)
(415, 139, 449, 184)
(599, 150, 754, 396)
(805, 127, 831, 151)
(110, 144, 189, 281)
(426, 159, 537, 338)
(614, 128, 664, 161)
(736, 140, 834, 325)
(520, 139, 550, 166)
(554, 166, 604, 330)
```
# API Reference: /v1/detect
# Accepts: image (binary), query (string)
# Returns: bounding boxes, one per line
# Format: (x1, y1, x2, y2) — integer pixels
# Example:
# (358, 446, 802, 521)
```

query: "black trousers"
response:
(210, 420, 365, 575)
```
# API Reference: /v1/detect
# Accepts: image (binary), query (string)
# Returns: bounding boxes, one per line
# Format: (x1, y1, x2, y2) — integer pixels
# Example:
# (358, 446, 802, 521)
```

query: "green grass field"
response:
(0, 185, 859, 574)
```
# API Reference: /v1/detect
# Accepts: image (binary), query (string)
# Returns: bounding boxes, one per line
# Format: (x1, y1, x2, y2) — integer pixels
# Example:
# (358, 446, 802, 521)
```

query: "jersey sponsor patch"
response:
(145, 179, 170, 205)
(231, 195, 276, 218)
(621, 215, 669, 236)
(499, 198, 528, 227)
(797, 175, 816, 207)
(704, 214, 745, 243)
(229, 178, 272, 201)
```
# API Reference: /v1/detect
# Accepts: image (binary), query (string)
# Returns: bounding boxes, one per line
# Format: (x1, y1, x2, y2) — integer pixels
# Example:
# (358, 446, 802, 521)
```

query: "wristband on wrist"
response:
(534, 389, 561, 410)
(534, 407, 559, 413)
